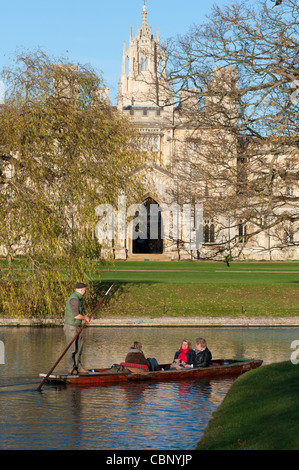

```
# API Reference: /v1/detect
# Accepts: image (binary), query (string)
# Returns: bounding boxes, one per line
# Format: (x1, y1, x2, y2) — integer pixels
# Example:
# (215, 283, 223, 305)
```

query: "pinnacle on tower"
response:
(142, 3, 148, 29)
(117, 0, 170, 109)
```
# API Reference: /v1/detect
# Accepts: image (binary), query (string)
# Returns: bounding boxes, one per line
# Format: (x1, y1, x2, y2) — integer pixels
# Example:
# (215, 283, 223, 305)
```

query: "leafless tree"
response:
(162, 0, 299, 260)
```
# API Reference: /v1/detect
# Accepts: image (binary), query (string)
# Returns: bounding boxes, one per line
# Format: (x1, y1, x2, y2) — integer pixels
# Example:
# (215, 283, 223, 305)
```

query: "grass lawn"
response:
(1, 259, 298, 317)
(95, 261, 299, 318)
(196, 361, 299, 450)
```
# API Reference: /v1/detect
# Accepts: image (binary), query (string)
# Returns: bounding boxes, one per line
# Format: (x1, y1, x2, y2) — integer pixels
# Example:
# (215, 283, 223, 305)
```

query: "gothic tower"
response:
(117, 3, 169, 109)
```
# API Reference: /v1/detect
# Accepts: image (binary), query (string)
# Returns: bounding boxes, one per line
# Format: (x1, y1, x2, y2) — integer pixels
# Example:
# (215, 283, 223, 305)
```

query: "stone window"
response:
(238, 220, 247, 243)
(204, 218, 215, 243)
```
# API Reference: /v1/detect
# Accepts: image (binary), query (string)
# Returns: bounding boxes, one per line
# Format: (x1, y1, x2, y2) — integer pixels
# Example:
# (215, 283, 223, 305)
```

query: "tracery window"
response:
(190, 165, 199, 180)
(238, 220, 247, 243)
(140, 51, 148, 71)
(204, 218, 215, 243)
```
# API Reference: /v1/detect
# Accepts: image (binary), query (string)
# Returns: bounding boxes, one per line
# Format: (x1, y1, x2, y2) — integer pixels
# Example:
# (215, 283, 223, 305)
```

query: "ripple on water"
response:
(0, 326, 296, 449)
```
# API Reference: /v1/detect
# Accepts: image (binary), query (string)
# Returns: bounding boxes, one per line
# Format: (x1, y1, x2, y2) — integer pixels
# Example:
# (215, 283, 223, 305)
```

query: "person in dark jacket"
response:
(125, 341, 150, 367)
(193, 337, 212, 368)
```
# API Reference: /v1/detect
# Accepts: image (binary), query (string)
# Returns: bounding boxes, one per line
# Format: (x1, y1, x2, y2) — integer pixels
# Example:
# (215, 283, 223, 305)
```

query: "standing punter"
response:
(64, 282, 90, 374)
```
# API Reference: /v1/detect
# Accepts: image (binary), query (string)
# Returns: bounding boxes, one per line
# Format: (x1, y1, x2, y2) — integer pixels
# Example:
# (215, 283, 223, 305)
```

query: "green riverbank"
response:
(97, 261, 299, 318)
(196, 360, 299, 450)
(1, 260, 299, 318)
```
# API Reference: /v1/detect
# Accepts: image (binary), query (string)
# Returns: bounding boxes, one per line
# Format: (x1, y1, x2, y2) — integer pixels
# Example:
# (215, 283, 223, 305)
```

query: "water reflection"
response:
(84, 326, 299, 368)
(0, 326, 298, 449)
(32, 378, 231, 450)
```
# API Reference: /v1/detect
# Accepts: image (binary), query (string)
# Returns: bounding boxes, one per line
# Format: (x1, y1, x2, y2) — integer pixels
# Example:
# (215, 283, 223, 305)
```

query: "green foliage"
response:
(0, 49, 145, 317)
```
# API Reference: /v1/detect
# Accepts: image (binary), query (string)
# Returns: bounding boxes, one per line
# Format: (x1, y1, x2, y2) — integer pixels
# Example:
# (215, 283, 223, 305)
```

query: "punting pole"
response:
(36, 283, 115, 392)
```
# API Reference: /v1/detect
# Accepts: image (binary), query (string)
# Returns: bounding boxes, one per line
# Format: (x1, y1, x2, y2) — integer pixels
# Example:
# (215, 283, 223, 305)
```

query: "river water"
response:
(0, 326, 298, 450)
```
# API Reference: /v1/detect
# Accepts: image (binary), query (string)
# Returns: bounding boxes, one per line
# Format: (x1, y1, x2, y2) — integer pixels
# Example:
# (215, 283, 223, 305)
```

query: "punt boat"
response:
(39, 358, 263, 387)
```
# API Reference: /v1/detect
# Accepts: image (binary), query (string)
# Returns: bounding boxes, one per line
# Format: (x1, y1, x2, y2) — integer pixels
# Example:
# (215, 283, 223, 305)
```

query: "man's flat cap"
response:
(75, 282, 87, 289)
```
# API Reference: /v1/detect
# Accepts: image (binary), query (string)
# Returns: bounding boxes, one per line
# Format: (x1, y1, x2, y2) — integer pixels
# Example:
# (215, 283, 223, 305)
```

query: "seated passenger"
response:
(193, 337, 212, 368)
(123, 341, 158, 371)
(170, 339, 195, 369)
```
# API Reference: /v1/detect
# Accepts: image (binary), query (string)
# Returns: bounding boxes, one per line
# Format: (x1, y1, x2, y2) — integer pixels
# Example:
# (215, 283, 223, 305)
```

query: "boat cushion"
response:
(120, 362, 149, 371)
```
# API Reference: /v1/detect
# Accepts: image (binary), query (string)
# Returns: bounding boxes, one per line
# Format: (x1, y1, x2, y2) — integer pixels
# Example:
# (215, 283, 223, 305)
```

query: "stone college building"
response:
(101, 4, 298, 262)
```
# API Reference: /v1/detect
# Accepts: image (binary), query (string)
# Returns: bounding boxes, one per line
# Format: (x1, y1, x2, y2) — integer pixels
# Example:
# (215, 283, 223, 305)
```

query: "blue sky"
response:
(0, 0, 261, 103)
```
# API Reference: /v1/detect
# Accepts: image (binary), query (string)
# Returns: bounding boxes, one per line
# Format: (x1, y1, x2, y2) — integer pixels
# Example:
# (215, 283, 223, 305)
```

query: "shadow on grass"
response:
(88, 280, 160, 312)
(278, 280, 299, 284)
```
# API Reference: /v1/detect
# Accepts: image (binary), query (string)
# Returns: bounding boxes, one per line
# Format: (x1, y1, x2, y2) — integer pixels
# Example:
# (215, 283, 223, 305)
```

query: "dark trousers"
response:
(147, 357, 159, 371)
(63, 324, 84, 372)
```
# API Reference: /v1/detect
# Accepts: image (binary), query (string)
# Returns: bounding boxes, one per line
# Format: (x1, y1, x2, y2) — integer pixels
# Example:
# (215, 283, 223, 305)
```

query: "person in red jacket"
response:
(171, 339, 195, 369)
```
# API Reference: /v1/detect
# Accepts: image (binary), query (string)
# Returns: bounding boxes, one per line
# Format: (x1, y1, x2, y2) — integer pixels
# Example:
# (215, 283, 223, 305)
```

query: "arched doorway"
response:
(132, 197, 163, 254)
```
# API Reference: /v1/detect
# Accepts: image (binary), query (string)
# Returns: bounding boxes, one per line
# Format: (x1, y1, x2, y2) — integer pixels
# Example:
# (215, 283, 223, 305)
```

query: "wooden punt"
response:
(39, 358, 263, 387)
